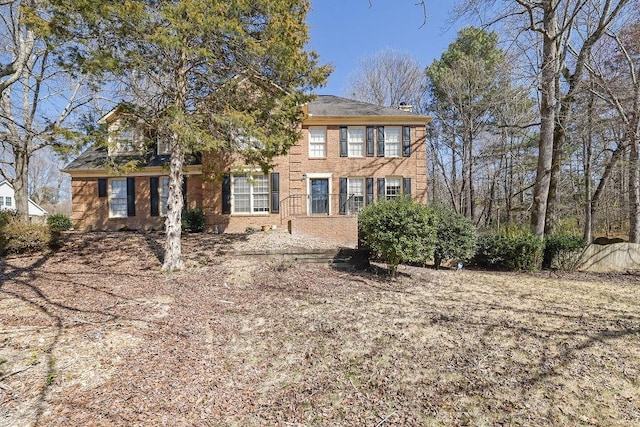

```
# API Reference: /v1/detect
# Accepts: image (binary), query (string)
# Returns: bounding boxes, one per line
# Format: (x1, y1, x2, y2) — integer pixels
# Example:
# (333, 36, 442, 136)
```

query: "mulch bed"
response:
(1, 232, 639, 426)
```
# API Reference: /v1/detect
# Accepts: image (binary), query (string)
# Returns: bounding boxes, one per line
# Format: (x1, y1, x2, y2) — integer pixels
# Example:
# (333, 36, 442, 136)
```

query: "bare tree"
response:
(0, 0, 96, 218)
(585, 18, 640, 242)
(345, 49, 428, 112)
(457, 0, 632, 237)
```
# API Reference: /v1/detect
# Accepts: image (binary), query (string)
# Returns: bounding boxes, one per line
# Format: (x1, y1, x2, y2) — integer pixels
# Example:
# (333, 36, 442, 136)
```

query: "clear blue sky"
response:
(306, 1, 463, 97)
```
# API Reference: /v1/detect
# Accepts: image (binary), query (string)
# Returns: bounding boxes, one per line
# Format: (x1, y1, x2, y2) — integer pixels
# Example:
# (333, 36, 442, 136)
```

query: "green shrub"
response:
(543, 233, 587, 271)
(0, 220, 54, 255)
(428, 206, 477, 269)
(474, 226, 545, 272)
(47, 213, 73, 231)
(181, 208, 206, 233)
(359, 196, 437, 277)
(0, 210, 20, 228)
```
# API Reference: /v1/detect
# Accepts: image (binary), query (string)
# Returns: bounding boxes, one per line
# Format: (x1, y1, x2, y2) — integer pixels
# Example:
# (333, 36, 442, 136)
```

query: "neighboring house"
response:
(63, 95, 429, 247)
(0, 180, 49, 218)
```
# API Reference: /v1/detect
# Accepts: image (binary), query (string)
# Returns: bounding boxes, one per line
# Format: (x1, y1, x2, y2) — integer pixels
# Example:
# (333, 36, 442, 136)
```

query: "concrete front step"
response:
(223, 247, 370, 269)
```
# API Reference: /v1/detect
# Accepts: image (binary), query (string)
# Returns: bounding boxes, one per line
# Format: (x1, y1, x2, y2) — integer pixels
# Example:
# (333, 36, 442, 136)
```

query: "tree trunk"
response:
(13, 146, 30, 221)
(629, 129, 640, 243)
(583, 88, 594, 243)
(531, 1, 558, 238)
(163, 147, 185, 270)
(162, 53, 188, 271)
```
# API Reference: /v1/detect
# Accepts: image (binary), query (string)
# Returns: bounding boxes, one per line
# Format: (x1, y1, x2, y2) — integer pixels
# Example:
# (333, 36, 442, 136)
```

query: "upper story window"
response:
(157, 139, 171, 155)
(114, 129, 135, 153)
(348, 127, 365, 157)
(232, 174, 269, 214)
(308, 127, 326, 158)
(385, 127, 401, 157)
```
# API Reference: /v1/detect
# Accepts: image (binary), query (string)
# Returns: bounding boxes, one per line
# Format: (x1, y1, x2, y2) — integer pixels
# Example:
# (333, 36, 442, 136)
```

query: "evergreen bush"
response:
(358, 197, 437, 277)
(181, 208, 206, 233)
(474, 226, 545, 272)
(428, 206, 477, 269)
(543, 233, 587, 271)
(0, 221, 54, 255)
(47, 214, 73, 231)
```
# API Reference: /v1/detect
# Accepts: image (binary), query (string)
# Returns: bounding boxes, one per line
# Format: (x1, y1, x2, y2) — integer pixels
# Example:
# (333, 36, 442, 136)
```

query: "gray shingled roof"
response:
(63, 145, 201, 172)
(307, 95, 426, 118)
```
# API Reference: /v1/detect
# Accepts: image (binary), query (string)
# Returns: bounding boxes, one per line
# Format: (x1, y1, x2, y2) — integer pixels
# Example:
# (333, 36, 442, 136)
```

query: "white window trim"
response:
(347, 177, 365, 214)
(306, 172, 333, 216)
(5, 196, 11, 207)
(308, 127, 326, 158)
(347, 126, 365, 158)
(384, 126, 402, 158)
(230, 174, 270, 215)
(109, 178, 128, 218)
(385, 177, 402, 200)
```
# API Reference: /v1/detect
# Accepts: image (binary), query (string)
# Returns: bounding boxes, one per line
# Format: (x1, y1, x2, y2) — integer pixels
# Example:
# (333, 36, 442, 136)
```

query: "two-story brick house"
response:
(63, 95, 429, 246)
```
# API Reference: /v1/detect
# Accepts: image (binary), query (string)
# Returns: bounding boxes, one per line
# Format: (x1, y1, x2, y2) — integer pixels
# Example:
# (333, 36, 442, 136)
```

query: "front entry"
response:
(310, 178, 329, 214)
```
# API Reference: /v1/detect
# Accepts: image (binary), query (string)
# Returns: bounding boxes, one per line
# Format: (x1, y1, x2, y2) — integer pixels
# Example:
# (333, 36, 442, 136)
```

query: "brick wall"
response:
(71, 174, 203, 231)
(288, 216, 359, 248)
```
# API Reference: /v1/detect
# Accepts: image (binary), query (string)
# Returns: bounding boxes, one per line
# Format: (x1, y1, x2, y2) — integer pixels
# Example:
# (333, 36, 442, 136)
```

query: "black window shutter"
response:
(366, 177, 374, 205)
(222, 174, 231, 214)
(339, 126, 348, 157)
(339, 177, 348, 214)
(182, 176, 188, 207)
(403, 177, 412, 196)
(377, 126, 385, 157)
(126, 177, 135, 217)
(98, 178, 107, 198)
(270, 173, 280, 213)
(366, 126, 375, 157)
(402, 126, 411, 157)
(377, 178, 385, 201)
(150, 177, 159, 217)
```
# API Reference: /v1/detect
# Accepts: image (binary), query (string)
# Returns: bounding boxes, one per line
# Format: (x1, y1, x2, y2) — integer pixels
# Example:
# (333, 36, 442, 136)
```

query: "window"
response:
(157, 139, 171, 155)
(5, 196, 11, 207)
(114, 129, 135, 152)
(308, 128, 326, 158)
(160, 177, 170, 215)
(348, 178, 364, 212)
(0, 197, 3, 208)
(385, 177, 402, 199)
(109, 179, 128, 217)
(385, 127, 401, 157)
(232, 175, 269, 214)
(348, 127, 365, 157)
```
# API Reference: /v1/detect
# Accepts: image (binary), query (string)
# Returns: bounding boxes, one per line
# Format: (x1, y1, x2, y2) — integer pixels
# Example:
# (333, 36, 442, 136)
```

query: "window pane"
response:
(111, 179, 127, 197)
(234, 176, 250, 194)
(348, 178, 364, 212)
(161, 177, 169, 215)
(253, 176, 269, 194)
(348, 128, 364, 157)
(385, 127, 401, 157)
(5, 197, 11, 207)
(386, 177, 402, 199)
(253, 194, 269, 212)
(234, 194, 250, 213)
(110, 179, 128, 217)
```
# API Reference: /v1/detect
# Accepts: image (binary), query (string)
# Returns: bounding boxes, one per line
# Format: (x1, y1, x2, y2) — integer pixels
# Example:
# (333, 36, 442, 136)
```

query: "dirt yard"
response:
(1, 232, 639, 426)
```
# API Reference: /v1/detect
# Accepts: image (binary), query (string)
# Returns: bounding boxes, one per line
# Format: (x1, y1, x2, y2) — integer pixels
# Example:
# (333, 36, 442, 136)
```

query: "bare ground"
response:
(1, 232, 639, 426)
